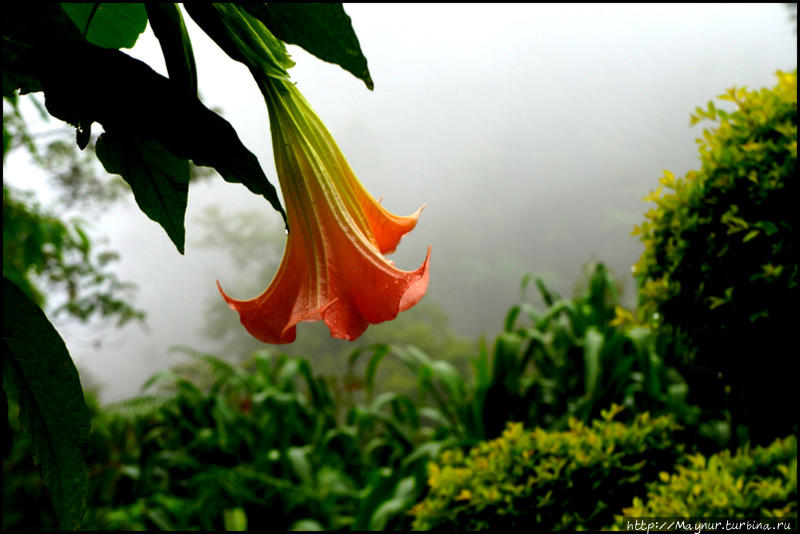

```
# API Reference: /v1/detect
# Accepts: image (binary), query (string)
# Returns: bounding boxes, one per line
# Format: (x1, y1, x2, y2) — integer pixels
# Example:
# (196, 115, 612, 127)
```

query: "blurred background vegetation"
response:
(3, 9, 798, 533)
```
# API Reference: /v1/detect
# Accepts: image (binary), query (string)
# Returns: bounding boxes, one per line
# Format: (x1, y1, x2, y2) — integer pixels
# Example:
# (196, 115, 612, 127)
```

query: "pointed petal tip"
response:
(405, 203, 426, 223)
(406, 203, 427, 230)
(399, 246, 431, 312)
(377, 204, 427, 255)
(216, 279, 235, 308)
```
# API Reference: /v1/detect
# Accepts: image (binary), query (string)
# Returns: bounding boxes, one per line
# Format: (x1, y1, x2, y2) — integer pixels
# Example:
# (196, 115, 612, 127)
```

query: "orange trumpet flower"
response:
(217, 79, 430, 343)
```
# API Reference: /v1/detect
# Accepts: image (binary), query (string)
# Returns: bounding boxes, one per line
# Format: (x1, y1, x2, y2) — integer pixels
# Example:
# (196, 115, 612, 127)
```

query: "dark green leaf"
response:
(2, 4, 84, 97)
(352, 469, 399, 531)
(289, 518, 323, 531)
(583, 327, 604, 397)
(368, 476, 417, 530)
(7, 30, 286, 225)
(287, 446, 313, 484)
(2, 276, 90, 530)
(241, 2, 373, 90)
(224, 508, 249, 531)
(754, 220, 779, 236)
(61, 3, 147, 49)
(2, 70, 42, 98)
(145, 3, 198, 96)
(535, 276, 558, 307)
(504, 305, 521, 332)
(96, 132, 189, 254)
(365, 345, 390, 395)
(742, 229, 760, 243)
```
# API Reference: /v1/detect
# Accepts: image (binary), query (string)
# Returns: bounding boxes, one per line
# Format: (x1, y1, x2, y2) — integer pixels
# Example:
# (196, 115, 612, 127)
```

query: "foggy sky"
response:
(5, 3, 797, 403)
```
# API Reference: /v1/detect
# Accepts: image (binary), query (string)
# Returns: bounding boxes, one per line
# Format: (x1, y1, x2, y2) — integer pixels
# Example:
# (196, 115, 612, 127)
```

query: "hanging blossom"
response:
(217, 79, 430, 343)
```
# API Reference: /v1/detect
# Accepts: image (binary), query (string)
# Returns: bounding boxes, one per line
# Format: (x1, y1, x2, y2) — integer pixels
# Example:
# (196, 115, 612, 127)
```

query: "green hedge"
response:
(614, 434, 797, 524)
(410, 406, 681, 531)
(632, 71, 797, 442)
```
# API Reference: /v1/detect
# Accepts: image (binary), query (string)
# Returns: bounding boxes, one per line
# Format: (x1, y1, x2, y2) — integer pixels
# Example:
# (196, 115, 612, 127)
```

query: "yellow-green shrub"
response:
(410, 406, 681, 531)
(632, 71, 797, 441)
(614, 435, 797, 524)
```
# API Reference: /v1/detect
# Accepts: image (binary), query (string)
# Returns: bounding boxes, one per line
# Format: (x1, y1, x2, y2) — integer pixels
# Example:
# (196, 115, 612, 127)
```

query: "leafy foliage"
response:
(0, 259, 777, 530)
(3, 92, 130, 210)
(79, 350, 344, 530)
(5, 3, 287, 250)
(3, 392, 59, 531)
(497, 262, 696, 433)
(145, 3, 198, 97)
(95, 132, 190, 253)
(632, 71, 798, 442)
(65, 349, 457, 531)
(3, 91, 144, 327)
(2, 277, 90, 530)
(3, 86, 141, 532)
(352, 262, 698, 444)
(5, 258, 702, 531)
(410, 406, 682, 531)
(242, 3, 373, 90)
(33, 137, 130, 211)
(615, 435, 797, 523)
(2, 92, 47, 164)
(5, 3, 375, 254)
(2, 184, 143, 326)
(61, 3, 148, 50)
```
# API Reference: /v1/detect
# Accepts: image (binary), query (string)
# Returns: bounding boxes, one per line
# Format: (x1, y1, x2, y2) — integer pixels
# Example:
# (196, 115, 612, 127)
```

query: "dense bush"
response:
(614, 434, 797, 525)
(354, 262, 698, 444)
(632, 71, 797, 442)
(410, 406, 682, 531)
(76, 350, 350, 530)
(3, 348, 443, 532)
(500, 261, 697, 433)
